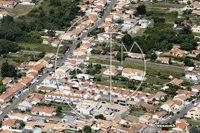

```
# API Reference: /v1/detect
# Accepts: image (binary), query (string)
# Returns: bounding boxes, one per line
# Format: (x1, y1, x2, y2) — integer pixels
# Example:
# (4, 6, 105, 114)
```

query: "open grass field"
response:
(5, 5, 35, 16)
(145, 2, 185, 8)
(89, 59, 184, 78)
(123, 115, 139, 122)
(186, 119, 200, 126)
(145, 75, 170, 84)
(18, 42, 58, 53)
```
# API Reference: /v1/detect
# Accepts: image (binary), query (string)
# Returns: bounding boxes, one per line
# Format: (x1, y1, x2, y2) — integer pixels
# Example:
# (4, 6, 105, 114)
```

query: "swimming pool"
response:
(38, 120, 44, 123)
(34, 130, 40, 133)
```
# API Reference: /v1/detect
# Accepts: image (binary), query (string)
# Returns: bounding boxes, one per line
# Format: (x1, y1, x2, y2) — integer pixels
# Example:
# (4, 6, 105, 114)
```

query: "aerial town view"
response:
(0, 0, 200, 132)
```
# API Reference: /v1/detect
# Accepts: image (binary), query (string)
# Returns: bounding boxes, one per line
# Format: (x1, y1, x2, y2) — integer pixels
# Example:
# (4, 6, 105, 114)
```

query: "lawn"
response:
(186, 119, 200, 126)
(18, 42, 58, 53)
(5, 5, 35, 17)
(145, 75, 170, 85)
(89, 59, 184, 79)
(123, 115, 139, 122)
(146, 2, 185, 8)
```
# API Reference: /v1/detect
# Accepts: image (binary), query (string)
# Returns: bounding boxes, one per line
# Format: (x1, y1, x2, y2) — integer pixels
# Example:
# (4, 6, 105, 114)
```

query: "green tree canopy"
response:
(83, 126, 91, 133)
(1, 62, 17, 77)
(0, 40, 20, 55)
(122, 33, 133, 47)
(116, 52, 126, 61)
(136, 5, 146, 15)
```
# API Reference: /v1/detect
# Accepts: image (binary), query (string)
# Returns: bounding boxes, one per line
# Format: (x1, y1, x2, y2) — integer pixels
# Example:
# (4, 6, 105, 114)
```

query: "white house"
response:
(76, 100, 101, 116)
(139, 20, 151, 28)
(8, 113, 32, 122)
(192, 85, 200, 92)
(152, 111, 167, 122)
(51, 40, 61, 47)
(0, 11, 9, 19)
(105, 14, 113, 22)
(160, 101, 175, 112)
(2, 119, 17, 130)
(103, 66, 118, 75)
(97, 33, 110, 42)
(156, 57, 170, 64)
(31, 107, 56, 116)
(41, 76, 54, 85)
(128, 26, 141, 34)
(185, 72, 200, 80)
(122, 68, 145, 80)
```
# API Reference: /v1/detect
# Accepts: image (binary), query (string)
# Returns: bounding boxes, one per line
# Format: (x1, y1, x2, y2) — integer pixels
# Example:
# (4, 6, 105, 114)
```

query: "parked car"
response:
(194, 103, 198, 107)
(110, 112, 115, 117)
(104, 111, 108, 115)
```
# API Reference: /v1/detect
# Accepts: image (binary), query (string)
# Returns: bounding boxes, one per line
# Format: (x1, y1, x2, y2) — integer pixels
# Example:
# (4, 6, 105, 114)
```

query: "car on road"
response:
(194, 103, 198, 107)
(177, 111, 180, 114)
(110, 112, 115, 117)
(104, 111, 108, 115)
(192, 100, 196, 103)
(102, 101, 106, 104)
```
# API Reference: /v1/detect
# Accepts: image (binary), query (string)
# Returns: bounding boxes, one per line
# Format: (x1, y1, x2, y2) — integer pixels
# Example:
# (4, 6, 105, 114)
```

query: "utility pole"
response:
(121, 42, 123, 65)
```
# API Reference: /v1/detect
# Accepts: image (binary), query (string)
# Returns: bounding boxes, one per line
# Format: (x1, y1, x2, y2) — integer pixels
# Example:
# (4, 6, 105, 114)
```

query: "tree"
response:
(0, 40, 20, 54)
(122, 33, 133, 47)
(136, 5, 146, 15)
(180, 43, 193, 51)
(47, 30, 55, 37)
(56, 106, 62, 116)
(38, 52, 46, 59)
(1, 62, 17, 77)
(151, 53, 157, 61)
(83, 126, 91, 133)
(49, 8, 55, 14)
(0, 86, 6, 94)
(95, 114, 106, 120)
(17, 73, 23, 78)
(94, 64, 101, 69)
(50, 0, 61, 6)
(180, 26, 192, 34)
(116, 52, 126, 61)
(1, 16, 13, 24)
(184, 58, 194, 66)
(19, 121, 25, 129)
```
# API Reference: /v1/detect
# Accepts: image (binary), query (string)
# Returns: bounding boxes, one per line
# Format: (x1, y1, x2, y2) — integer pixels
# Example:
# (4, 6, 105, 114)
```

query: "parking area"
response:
(94, 102, 117, 120)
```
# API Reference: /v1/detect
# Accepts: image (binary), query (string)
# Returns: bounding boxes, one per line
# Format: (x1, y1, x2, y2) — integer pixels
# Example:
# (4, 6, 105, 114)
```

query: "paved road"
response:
(149, 97, 200, 133)
(0, 0, 116, 121)
(90, 54, 185, 69)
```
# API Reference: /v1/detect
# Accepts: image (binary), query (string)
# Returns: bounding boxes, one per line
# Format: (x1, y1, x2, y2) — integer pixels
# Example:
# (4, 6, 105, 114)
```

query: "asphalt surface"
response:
(0, 0, 117, 121)
(90, 54, 185, 69)
(149, 97, 200, 133)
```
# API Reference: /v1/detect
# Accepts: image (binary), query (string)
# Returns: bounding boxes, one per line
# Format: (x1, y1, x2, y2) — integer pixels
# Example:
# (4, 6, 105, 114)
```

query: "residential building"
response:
(76, 100, 100, 115)
(160, 100, 175, 112)
(31, 107, 56, 116)
(105, 14, 113, 22)
(128, 26, 141, 34)
(0, 11, 9, 19)
(103, 66, 118, 75)
(41, 76, 54, 85)
(2, 119, 17, 130)
(8, 113, 32, 122)
(156, 57, 170, 64)
(122, 68, 145, 80)
(51, 40, 60, 47)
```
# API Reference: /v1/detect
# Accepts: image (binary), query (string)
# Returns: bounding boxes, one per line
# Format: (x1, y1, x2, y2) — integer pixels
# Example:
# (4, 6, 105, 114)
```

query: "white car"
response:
(104, 111, 108, 115)
(194, 103, 198, 107)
